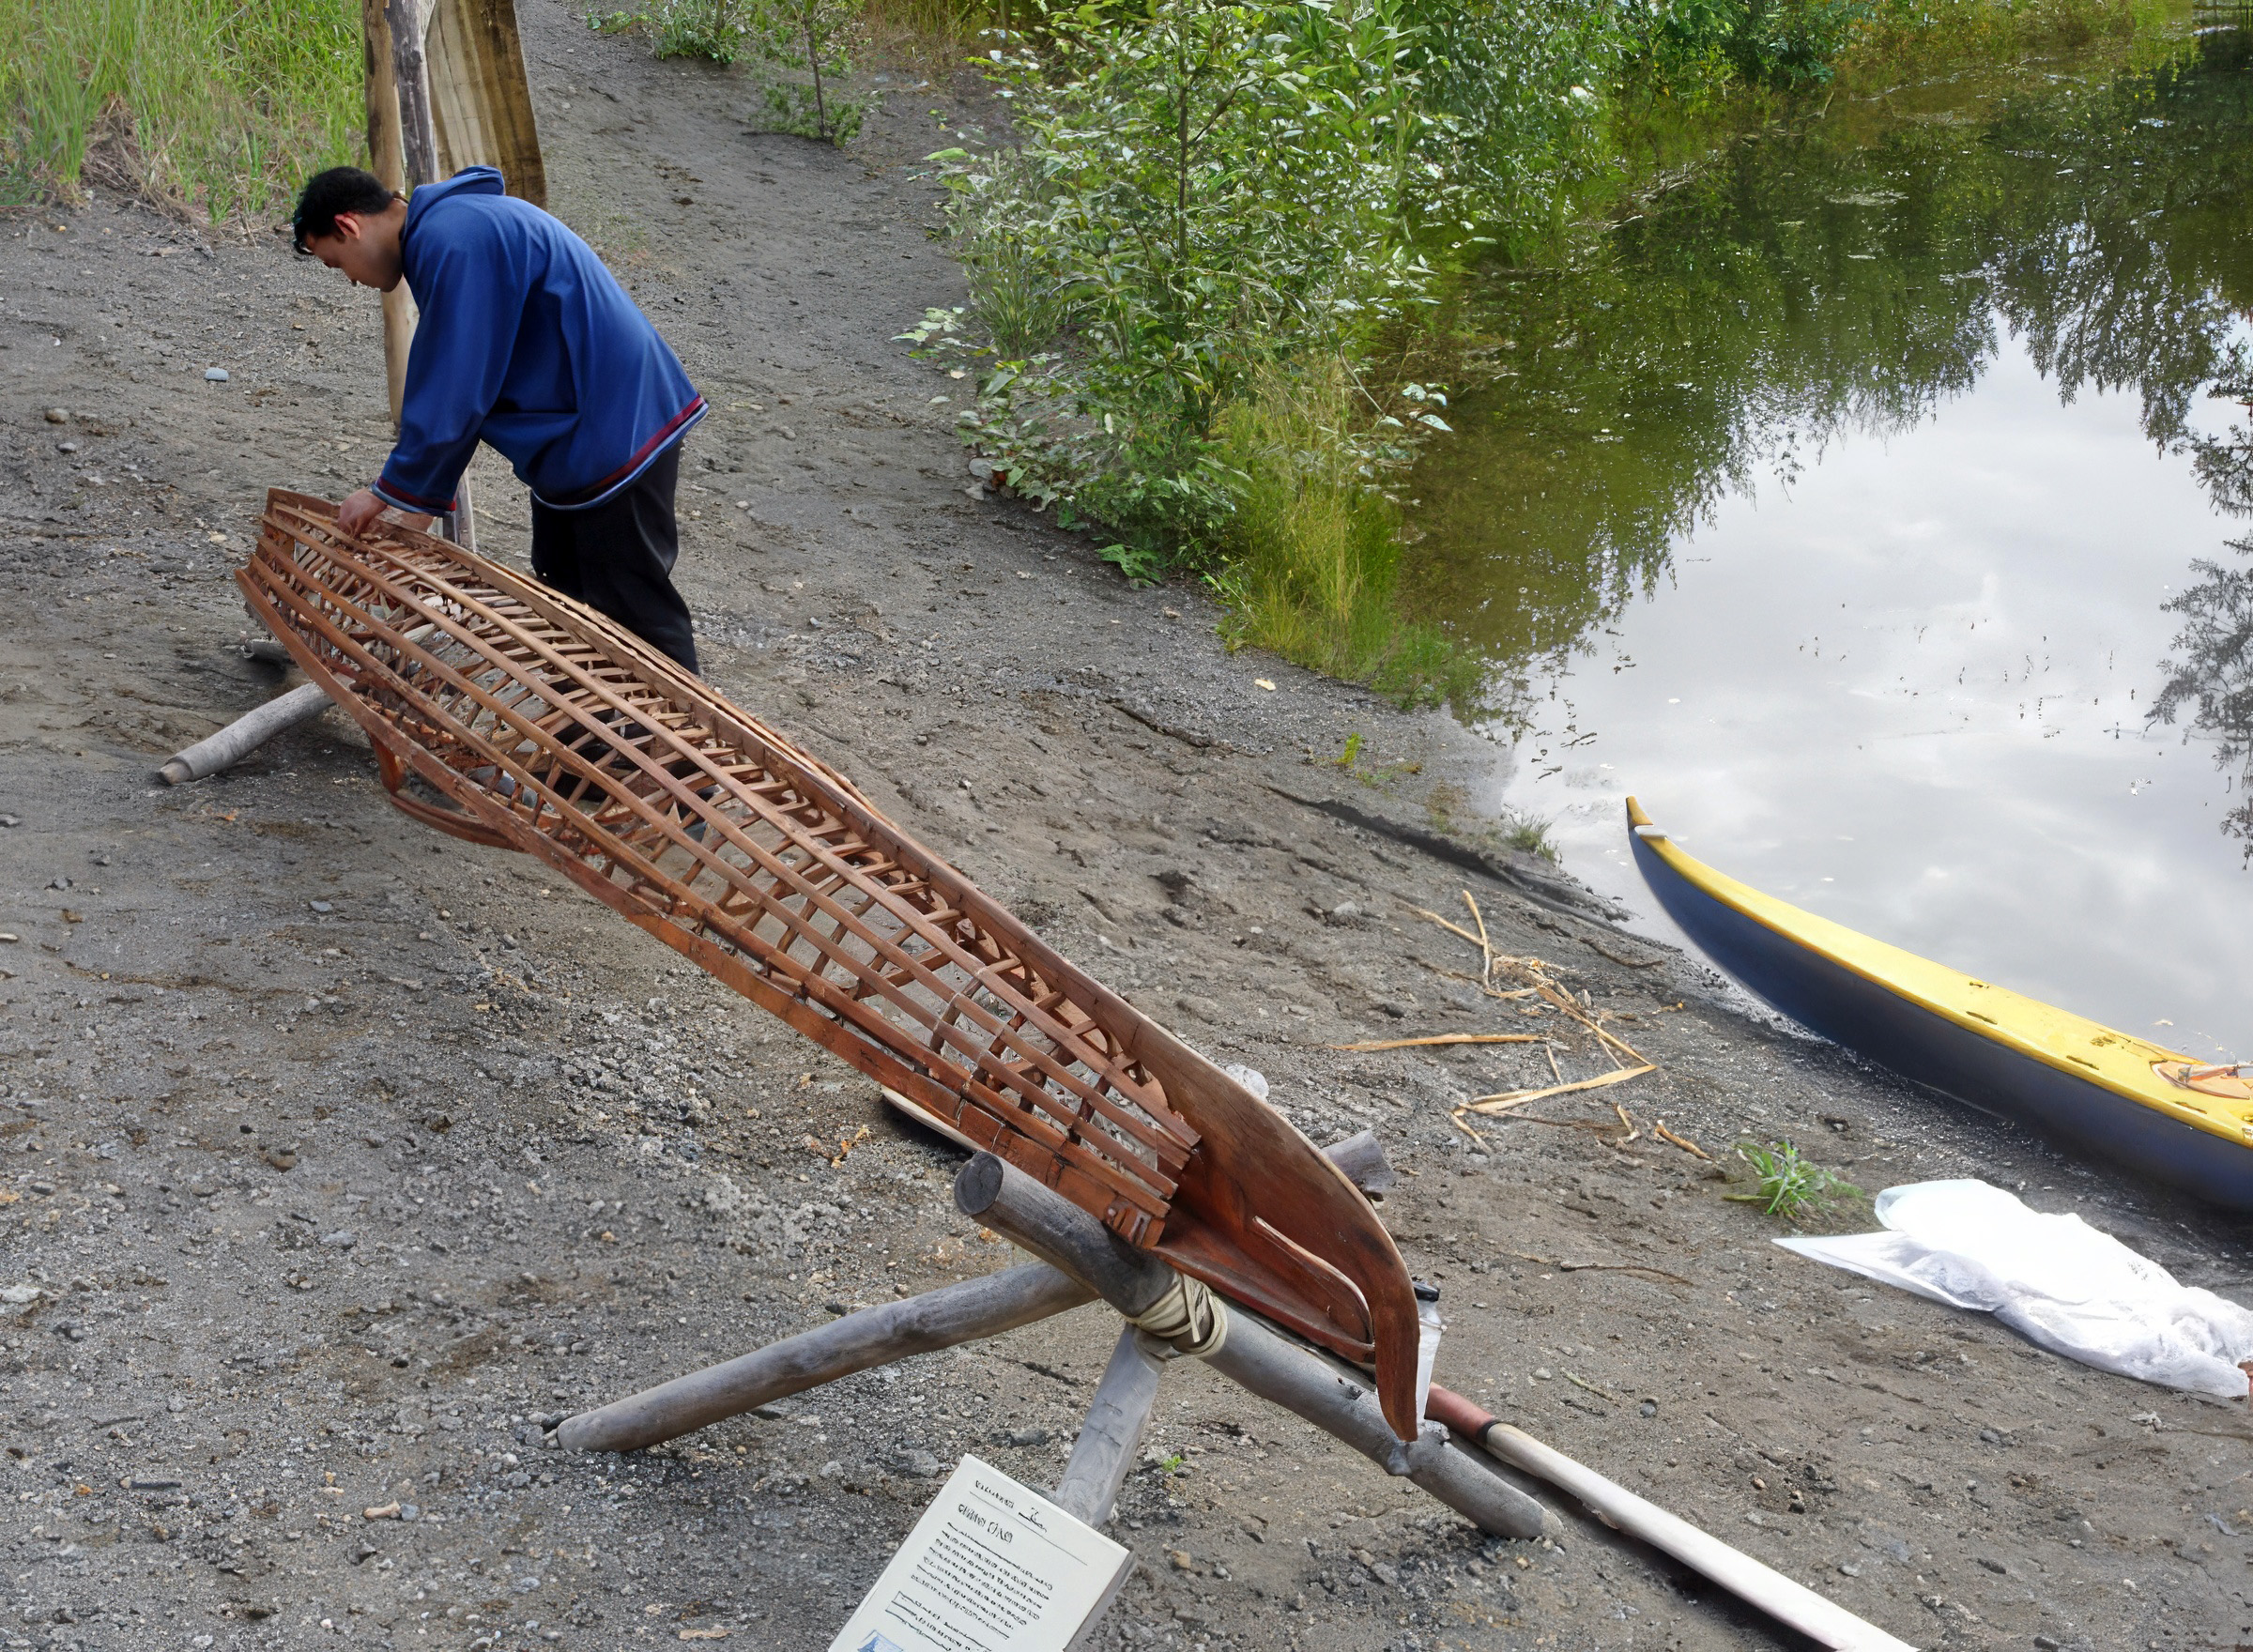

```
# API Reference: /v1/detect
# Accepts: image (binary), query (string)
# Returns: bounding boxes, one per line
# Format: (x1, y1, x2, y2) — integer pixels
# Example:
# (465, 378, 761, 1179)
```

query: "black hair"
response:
(291, 167, 400, 254)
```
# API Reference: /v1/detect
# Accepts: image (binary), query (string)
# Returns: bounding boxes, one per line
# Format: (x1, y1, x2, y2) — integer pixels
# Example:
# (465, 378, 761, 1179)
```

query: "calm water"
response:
(1411, 25, 2253, 1060)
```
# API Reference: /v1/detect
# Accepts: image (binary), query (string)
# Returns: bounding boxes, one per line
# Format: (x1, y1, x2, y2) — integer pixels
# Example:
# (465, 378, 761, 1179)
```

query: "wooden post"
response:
(360, 0, 416, 430)
(367, 0, 475, 549)
(1050, 1325, 1166, 1527)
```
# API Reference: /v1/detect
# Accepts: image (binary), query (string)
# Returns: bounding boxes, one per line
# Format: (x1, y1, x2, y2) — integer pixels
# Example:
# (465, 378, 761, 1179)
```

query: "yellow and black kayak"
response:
(1625, 797, 2253, 1207)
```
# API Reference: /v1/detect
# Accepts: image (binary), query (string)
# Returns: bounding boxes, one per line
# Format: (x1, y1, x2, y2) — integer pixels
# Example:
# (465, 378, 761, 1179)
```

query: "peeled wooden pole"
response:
(1424, 1388, 1920, 1652)
(1049, 1324, 1166, 1526)
(159, 682, 332, 785)
(161, 620, 444, 784)
(556, 1263, 1094, 1454)
(954, 1153, 1551, 1541)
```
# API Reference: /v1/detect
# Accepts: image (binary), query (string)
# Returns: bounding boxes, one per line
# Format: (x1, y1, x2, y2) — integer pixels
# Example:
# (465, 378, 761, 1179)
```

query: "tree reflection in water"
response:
(2153, 393, 2253, 853)
(1412, 22, 2253, 842)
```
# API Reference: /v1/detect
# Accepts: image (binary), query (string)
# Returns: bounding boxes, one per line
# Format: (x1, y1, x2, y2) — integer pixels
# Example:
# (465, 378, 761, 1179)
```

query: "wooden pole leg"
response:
(160, 682, 332, 784)
(1050, 1323, 1166, 1527)
(556, 1263, 1095, 1454)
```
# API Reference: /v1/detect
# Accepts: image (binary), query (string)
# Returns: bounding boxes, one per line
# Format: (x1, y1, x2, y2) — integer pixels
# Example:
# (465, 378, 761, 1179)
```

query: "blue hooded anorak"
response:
(373, 167, 704, 516)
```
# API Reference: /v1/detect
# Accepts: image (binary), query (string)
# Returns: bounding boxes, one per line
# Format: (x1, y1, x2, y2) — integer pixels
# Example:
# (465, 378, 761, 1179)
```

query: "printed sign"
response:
(826, 1456, 1134, 1652)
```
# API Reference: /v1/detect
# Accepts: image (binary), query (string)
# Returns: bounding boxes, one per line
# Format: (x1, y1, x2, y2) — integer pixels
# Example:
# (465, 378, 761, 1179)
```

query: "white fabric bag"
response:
(1776, 1179, 2253, 1399)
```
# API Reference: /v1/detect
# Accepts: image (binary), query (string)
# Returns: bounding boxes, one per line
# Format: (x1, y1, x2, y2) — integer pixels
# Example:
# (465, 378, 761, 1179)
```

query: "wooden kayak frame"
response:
(236, 491, 1426, 1440)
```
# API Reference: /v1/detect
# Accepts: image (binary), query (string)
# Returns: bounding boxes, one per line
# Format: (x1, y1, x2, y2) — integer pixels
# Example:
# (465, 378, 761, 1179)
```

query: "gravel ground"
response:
(5, 8, 2253, 1650)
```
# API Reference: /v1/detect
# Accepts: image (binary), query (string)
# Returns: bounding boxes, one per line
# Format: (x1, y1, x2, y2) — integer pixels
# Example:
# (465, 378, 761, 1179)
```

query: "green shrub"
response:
(926, 0, 1449, 551)
(749, 0, 867, 143)
(0, 0, 362, 217)
(622, 0, 867, 142)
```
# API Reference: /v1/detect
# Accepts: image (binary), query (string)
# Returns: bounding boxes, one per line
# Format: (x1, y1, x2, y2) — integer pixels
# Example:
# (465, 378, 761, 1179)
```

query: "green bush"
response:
(621, 0, 867, 143)
(0, 0, 362, 216)
(646, 0, 754, 59)
(926, 0, 1449, 551)
(750, 0, 868, 145)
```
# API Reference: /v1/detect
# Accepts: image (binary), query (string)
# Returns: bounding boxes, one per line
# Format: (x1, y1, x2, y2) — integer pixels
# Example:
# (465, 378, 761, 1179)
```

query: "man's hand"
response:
(337, 488, 387, 536)
(337, 488, 436, 538)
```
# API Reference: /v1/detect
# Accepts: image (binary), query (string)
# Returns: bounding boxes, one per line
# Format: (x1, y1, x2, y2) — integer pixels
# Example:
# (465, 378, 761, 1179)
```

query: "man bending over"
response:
(292, 164, 706, 672)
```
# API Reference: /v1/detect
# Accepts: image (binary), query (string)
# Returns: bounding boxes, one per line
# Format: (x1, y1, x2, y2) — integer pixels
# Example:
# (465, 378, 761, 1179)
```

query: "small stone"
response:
(889, 1448, 942, 1478)
(1168, 1550, 1196, 1572)
(0, 1284, 40, 1304)
(55, 440, 78, 453)
(1837, 1562, 1860, 1577)
(2034, 1637, 2061, 1651)
(0, 934, 16, 944)
(43, 407, 66, 423)
(204, 367, 229, 382)
(1976, 1556, 2008, 1575)
(1532, 1368, 1552, 1382)
(0, 814, 18, 825)
(321, 1229, 357, 1249)
(1638, 1400, 1658, 1417)
(49, 876, 71, 890)
(513, 1574, 541, 1593)
(1004, 1428, 1050, 1448)
(310, 899, 334, 913)
(399, 1503, 420, 1521)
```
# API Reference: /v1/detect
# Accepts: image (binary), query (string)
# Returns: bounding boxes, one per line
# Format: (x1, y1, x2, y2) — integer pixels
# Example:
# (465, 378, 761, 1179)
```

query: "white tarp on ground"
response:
(1776, 1179, 2253, 1399)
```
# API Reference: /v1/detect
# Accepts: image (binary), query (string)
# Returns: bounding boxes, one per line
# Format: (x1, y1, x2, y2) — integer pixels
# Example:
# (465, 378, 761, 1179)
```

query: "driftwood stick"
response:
(1050, 1324, 1166, 1527)
(955, 1154, 1551, 1541)
(159, 681, 332, 785)
(556, 1263, 1095, 1454)
(1425, 1388, 1918, 1652)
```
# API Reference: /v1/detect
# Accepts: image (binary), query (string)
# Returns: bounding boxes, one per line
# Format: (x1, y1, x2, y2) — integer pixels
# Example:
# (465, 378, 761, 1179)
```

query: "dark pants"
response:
(530, 443, 699, 673)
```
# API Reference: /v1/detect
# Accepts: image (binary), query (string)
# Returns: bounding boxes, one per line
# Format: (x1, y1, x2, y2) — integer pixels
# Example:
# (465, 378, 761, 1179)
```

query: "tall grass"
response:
(1213, 364, 1484, 711)
(0, 0, 363, 219)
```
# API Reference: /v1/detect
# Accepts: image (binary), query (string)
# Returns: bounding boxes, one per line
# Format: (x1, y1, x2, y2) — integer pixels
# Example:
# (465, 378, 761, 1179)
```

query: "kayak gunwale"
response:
(1623, 796, 2253, 1203)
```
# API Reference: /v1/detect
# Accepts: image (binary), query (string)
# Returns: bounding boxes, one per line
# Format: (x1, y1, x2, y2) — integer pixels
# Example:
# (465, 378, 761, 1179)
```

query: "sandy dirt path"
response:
(3, 6, 2250, 1649)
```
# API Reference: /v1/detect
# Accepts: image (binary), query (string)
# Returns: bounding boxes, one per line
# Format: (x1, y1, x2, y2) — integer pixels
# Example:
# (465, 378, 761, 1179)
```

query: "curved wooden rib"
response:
(238, 491, 1423, 1439)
